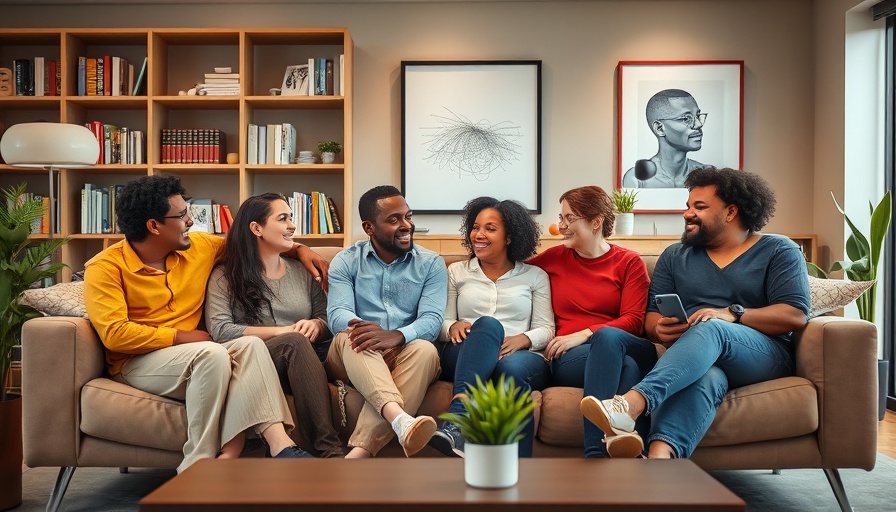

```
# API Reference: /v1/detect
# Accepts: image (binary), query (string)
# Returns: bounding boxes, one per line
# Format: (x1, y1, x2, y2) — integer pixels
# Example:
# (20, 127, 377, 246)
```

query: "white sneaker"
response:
(604, 431, 644, 458)
(581, 395, 637, 435)
(395, 415, 437, 457)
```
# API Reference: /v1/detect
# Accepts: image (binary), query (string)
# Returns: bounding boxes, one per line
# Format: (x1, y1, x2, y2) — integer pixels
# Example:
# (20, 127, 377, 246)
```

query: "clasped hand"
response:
(347, 319, 404, 352)
(283, 319, 324, 342)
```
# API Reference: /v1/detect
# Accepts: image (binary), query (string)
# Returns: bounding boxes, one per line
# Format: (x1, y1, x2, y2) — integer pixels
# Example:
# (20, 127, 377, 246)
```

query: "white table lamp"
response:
(0, 122, 100, 237)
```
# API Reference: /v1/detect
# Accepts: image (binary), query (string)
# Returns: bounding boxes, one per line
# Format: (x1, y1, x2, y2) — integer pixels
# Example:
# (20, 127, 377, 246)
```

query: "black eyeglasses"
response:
(658, 112, 708, 129)
(158, 208, 190, 221)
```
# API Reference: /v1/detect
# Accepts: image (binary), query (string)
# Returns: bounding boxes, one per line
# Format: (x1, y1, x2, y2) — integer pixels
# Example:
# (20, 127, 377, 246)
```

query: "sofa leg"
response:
(45, 466, 76, 512)
(119, 467, 128, 474)
(772, 469, 781, 475)
(823, 468, 853, 512)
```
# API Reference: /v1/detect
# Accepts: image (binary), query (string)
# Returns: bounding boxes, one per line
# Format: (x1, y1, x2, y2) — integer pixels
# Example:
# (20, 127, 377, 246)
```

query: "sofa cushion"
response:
(81, 378, 187, 452)
(536, 376, 818, 449)
(699, 376, 818, 446)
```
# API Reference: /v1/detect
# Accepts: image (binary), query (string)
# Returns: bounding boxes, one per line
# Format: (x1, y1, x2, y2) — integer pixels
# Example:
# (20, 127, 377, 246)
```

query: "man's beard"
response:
(681, 221, 710, 247)
(373, 229, 414, 255)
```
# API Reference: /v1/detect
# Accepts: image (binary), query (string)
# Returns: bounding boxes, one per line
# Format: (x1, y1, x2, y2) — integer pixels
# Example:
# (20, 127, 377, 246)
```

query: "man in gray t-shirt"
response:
(581, 166, 810, 460)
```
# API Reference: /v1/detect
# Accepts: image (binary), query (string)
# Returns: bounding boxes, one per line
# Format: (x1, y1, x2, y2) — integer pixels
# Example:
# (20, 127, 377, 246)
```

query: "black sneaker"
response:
(427, 421, 465, 458)
(268, 445, 316, 459)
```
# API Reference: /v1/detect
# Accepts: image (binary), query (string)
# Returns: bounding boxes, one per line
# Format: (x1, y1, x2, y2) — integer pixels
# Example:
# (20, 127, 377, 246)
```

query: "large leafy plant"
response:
(0, 183, 68, 401)
(809, 191, 892, 322)
(440, 374, 534, 445)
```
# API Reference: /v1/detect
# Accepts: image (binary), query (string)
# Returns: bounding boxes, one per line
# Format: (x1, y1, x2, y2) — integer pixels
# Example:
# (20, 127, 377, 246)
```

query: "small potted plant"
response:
(611, 188, 638, 236)
(440, 374, 534, 489)
(317, 141, 341, 164)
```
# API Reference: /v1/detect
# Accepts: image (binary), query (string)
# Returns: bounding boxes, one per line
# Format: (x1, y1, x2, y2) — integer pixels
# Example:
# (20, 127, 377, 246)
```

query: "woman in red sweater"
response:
(527, 185, 656, 458)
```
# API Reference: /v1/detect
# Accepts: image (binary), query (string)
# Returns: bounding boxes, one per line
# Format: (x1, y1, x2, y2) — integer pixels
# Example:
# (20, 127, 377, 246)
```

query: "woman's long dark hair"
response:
(221, 193, 285, 324)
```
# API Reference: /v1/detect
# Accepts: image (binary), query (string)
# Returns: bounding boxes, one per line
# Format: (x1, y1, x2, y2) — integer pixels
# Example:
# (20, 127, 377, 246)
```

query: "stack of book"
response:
(195, 66, 240, 96)
(84, 121, 146, 165)
(286, 190, 342, 235)
(7, 191, 54, 234)
(160, 128, 226, 164)
(187, 199, 234, 234)
(246, 123, 296, 165)
(11, 57, 61, 96)
(76, 55, 136, 96)
(80, 183, 124, 234)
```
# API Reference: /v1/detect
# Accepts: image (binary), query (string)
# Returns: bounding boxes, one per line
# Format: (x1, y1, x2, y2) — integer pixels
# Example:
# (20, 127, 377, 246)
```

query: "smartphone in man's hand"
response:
(655, 294, 688, 324)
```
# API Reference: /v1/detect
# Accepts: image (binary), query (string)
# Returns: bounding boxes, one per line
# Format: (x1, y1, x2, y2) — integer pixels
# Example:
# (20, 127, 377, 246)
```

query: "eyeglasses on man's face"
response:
(558, 213, 585, 226)
(658, 112, 708, 129)
(158, 208, 190, 221)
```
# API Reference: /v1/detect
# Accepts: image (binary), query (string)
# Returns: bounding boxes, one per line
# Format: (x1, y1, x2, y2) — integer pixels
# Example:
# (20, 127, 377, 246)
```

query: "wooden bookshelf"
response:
(0, 28, 353, 282)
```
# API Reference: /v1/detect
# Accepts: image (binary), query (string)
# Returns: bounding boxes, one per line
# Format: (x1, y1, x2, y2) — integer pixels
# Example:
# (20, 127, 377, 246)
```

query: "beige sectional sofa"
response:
(22, 247, 879, 512)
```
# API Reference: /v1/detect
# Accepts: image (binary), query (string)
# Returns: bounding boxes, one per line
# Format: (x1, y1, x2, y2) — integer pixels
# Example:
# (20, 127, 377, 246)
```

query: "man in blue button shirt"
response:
(325, 185, 448, 458)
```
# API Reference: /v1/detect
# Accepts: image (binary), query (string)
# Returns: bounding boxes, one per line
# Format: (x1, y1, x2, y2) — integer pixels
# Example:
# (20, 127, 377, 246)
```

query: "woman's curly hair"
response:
(684, 166, 776, 232)
(459, 196, 541, 262)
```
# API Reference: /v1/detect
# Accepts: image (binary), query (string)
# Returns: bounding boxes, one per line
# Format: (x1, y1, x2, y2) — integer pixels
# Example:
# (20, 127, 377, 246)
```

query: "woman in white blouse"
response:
(428, 196, 554, 458)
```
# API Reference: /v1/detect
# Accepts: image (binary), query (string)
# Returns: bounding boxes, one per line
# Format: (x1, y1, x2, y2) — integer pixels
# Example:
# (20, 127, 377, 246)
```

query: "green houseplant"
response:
(317, 140, 342, 155)
(611, 188, 639, 214)
(0, 183, 69, 509)
(810, 191, 892, 421)
(611, 189, 638, 236)
(0, 183, 69, 400)
(317, 141, 341, 164)
(440, 374, 534, 488)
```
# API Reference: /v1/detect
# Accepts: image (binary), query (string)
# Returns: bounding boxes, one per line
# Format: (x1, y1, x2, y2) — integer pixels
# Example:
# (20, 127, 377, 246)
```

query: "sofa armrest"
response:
(22, 316, 106, 467)
(792, 316, 878, 469)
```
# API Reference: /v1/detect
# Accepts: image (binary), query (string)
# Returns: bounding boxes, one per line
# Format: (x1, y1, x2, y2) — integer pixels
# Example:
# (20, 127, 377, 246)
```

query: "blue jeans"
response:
(438, 316, 550, 457)
(581, 327, 658, 458)
(633, 319, 794, 458)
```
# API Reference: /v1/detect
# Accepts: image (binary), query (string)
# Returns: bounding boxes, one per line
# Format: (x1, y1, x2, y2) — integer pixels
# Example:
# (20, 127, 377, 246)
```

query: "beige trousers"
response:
(115, 336, 293, 473)
(325, 332, 440, 455)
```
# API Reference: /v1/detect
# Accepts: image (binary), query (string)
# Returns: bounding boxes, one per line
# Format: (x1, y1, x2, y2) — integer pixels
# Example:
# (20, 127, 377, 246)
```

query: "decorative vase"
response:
(615, 212, 635, 236)
(0, 395, 23, 510)
(464, 442, 518, 488)
(321, 152, 336, 164)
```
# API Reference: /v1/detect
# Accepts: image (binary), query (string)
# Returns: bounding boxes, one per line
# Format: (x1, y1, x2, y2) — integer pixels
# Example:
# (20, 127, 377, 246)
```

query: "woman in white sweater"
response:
(205, 193, 345, 458)
(428, 196, 554, 458)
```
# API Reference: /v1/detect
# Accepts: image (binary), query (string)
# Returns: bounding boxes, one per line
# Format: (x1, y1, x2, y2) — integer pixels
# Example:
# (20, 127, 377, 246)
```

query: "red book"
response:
(87, 120, 103, 164)
(103, 55, 111, 96)
(47, 60, 56, 96)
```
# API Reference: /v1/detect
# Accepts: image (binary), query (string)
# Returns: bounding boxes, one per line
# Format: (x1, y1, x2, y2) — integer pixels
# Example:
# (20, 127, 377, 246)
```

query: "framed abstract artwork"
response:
(401, 60, 542, 213)
(616, 60, 744, 212)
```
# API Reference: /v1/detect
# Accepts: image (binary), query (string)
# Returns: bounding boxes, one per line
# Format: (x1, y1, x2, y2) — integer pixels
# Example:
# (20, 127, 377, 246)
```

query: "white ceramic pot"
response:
(464, 442, 519, 488)
(615, 212, 634, 236)
(321, 152, 336, 164)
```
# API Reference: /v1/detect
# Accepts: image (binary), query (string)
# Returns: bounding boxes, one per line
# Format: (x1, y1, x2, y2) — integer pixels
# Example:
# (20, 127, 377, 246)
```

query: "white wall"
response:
(0, 0, 818, 245)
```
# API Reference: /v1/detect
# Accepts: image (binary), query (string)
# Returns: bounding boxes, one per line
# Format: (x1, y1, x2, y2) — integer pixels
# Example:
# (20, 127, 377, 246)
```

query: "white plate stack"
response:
(296, 150, 316, 164)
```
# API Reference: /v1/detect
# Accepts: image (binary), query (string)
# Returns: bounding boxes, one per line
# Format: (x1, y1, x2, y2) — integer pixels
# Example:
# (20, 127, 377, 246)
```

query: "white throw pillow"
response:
(807, 276, 874, 318)
(18, 281, 88, 318)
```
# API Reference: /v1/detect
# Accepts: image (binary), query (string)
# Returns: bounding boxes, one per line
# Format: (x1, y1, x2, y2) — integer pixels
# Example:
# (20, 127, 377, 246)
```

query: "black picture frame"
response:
(401, 60, 542, 214)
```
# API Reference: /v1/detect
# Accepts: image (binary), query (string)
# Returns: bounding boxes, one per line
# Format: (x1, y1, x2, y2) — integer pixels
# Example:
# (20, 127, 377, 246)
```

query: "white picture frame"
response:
(281, 64, 309, 96)
(401, 61, 542, 213)
(617, 61, 743, 212)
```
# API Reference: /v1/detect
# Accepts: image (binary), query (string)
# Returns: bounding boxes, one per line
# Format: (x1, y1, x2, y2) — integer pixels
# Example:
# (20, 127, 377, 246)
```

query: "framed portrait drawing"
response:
(281, 64, 309, 96)
(401, 60, 542, 213)
(617, 61, 743, 212)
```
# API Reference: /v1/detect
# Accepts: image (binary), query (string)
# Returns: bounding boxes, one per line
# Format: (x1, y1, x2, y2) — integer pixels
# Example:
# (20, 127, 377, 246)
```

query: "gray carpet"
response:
(16, 454, 896, 511)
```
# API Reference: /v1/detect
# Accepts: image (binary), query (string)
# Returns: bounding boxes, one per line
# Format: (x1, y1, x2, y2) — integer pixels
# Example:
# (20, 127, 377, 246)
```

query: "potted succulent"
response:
(317, 140, 341, 164)
(440, 374, 534, 489)
(0, 183, 69, 508)
(611, 188, 639, 236)
(809, 191, 892, 420)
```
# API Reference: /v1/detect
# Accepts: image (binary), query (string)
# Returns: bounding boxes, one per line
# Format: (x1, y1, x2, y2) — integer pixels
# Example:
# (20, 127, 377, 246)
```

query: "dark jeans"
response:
(266, 332, 345, 458)
(438, 317, 550, 457)
(582, 327, 658, 458)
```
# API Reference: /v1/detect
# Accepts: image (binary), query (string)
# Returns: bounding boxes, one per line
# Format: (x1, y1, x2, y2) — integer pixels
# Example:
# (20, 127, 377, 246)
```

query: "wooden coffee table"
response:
(139, 458, 744, 511)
